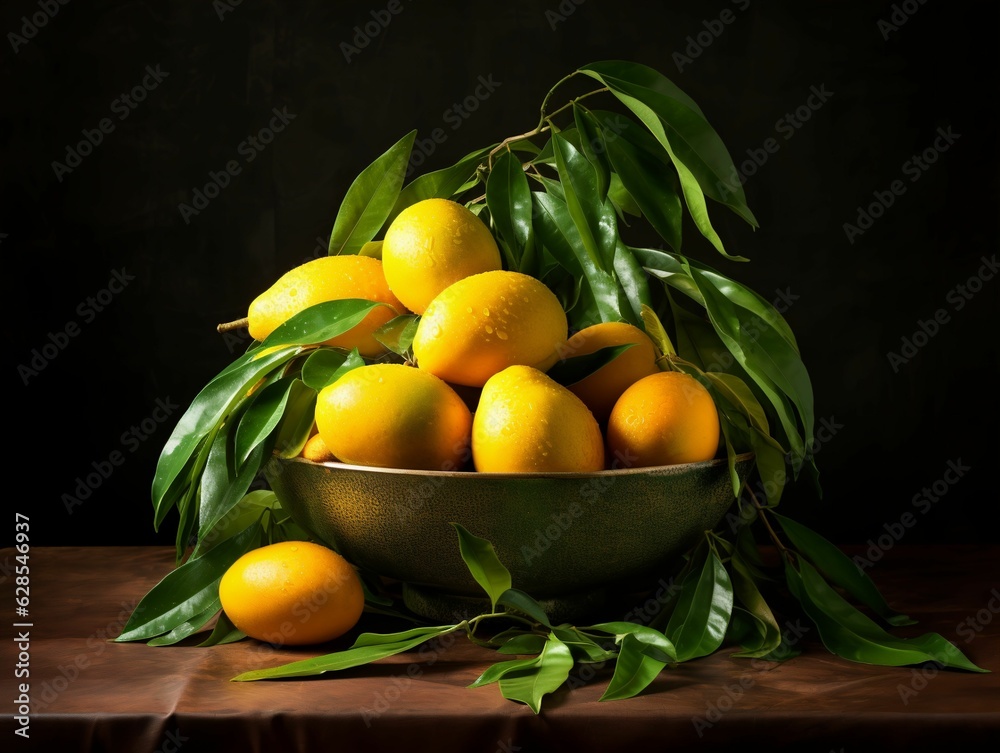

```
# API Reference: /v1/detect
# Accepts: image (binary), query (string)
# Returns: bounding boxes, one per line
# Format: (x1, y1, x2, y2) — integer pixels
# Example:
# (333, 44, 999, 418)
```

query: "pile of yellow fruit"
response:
(246, 197, 721, 476)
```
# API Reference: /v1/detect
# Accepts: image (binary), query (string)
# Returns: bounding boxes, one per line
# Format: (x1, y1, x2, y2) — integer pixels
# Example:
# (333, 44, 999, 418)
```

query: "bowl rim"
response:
(274, 451, 755, 480)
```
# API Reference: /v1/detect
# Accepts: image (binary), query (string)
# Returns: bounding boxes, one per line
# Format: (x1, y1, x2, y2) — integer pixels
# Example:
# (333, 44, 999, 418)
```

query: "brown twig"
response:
(217, 317, 249, 333)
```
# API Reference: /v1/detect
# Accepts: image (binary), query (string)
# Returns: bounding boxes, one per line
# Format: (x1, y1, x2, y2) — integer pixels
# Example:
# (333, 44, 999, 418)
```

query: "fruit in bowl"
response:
(120, 61, 985, 713)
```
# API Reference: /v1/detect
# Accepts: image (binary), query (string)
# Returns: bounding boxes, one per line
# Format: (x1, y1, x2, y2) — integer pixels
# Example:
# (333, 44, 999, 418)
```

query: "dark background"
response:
(3, 0, 997, 548)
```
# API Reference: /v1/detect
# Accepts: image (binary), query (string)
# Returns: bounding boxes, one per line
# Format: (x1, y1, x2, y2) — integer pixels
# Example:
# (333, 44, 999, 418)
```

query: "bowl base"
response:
(402, 583, 609, 625)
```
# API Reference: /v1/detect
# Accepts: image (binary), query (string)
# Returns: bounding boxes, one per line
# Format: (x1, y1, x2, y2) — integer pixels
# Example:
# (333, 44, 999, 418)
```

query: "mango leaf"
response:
(573, 104, 611, 199)
(470, 655, 542, 688)
(786, 558, 987, 672)
(579, 61, 757, 228)
(261, 299, 390, 348)
(532, 191, 623, 326)
(151, 345, 302, 528)
(451, 523, 512, 611)
(192, 491, 275, 558)
(147, 600, 221, 647)
(704, 372, 769, 435)
(301, 347, 363, 391)
(496, 589, 553, 628)
(613, 241, 652, 327)
(546, 343, 636, 387)
(639, 303, 675, 358)
(197, 609, 246, 647)
(497, 634, 548, 656)
(599, 633, 667, 701)
(232, 624, 461, 681)
(116, 521, 262, 643)
(497, 633, 574, 713)
(664, 548, 734, 661)
(603, 120, 684, 251)
(329, 130, 415, 255)
(198, 413, 271, 542)
(728, 555, 783, 658)
(607, 172, 642, 219)
(773, 513, 915, 626)
(579, 70, 743, 260)
(373, 316, 421, 357)
(588, 622, 677, 664)
(234, 376, 299, 467)
(272, 380, 318, 458)
(551, 626, 617, 663)
(386, 145, 493, 227)
(486, 150, 534, 271)
(551, 132, 618, 273)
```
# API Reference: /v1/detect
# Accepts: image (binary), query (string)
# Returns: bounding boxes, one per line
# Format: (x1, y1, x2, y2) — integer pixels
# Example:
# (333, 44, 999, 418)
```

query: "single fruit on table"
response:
(315, 363, 472, 471)
(564, 321, 660, 424)
(473, 365, 604, 473)
(247, 255, 406, 358)
(219, 540, 364, 645)
(606, 370, 720, 468)
(381, 198, 502, 314)
(300, 432, 336, 462)
(413, 270, 568, 388)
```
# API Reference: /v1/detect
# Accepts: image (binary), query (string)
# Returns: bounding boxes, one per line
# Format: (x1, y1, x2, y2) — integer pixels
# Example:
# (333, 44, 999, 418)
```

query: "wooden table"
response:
(2, 545, 998, 751)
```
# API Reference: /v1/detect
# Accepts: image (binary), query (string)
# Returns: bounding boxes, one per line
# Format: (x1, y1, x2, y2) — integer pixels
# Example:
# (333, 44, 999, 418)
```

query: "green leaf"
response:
(532, 191, 622, 326)
(386, 145, 493, 227)
(551, 132, 618, 273)
(546, 343, 636, 387)
(198, 413, 271, 542)
(192, 491, 275, 559)
(147, 600, 221, 647)
(664, 548, 734, 661)
(497, 633, 548, 656)
(329, 130, 416, 255)
(151, 344, 302, 528)
(607, 172, 642, 219)
(303, 347, 365, 392)
(272, 380, 317, 458)
(573, 104, 611, 199)
(728, 556, 782, 658)
(451, 523, 512, 612)
(786, 558, 987, 673)
(612, 241, 652, 327)
(603, 122, 684, 251)
(116, 522, 262, 643)
(587, 621, 677, 664)
(579, 61, 757, 228)
(197, 609, 246, 647)
(579, 73, 742, 261)
(551, 626, 617, 663)
(373, 316, 421, 358)
(496, 589, 553, 628)
(773, 513, 915, 626)
(639, 303, 675, 358)
(234, 376, 298, 467)
(261, 299, 389, 348)
(497, 633, 574, 713)
(470, 655, 541, 687)
(486, 150, 535, 272)
(704, 372, 769, 434)
(599, 633, 667, 701)
(232, 624, 461, 681)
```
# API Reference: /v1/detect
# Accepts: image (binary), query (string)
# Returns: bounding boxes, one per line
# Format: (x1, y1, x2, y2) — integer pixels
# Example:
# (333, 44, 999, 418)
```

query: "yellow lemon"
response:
(606, 371, 720, 467)
(472, 365, 604, 473)
(247, 255, 405, 358)
(382, 198, 502, 314)
(413, 270, 568, 388)
(315, 363, 472, 470)
(219, 541, 364, 646)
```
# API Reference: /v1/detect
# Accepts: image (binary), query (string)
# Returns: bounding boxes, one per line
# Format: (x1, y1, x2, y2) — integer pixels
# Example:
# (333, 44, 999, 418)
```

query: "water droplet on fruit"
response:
(466, 306, 473, 314)
(497, 331, 508, 340)
(483, 308, 490, 317)
(485, 325, 494, 334)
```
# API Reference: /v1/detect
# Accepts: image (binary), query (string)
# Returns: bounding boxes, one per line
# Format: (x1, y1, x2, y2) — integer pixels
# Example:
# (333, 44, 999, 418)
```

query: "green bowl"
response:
(265, 453, 754, 621)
